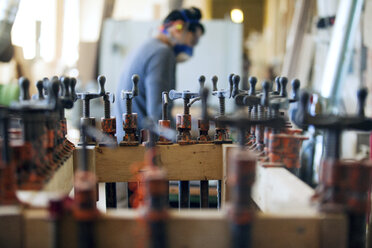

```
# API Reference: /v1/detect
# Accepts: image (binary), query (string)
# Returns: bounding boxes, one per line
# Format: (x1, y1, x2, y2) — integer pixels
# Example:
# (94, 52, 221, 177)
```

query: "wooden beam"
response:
(252, 165, 316, 214)
(223, 145, 317, 214)
(21, 209, 347, 248)
(78, 144, 223, 182)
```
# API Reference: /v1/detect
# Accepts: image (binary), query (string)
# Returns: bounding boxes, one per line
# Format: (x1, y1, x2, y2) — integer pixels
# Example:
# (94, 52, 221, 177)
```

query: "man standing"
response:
(115, 7, 205, 139)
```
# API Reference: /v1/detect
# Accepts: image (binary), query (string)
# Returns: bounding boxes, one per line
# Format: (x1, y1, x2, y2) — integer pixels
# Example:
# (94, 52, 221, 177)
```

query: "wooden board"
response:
(252, 165, 316, 214)
(21, 209, 346, 248)
(88, 144, 223, 182)
(43, 155, 74, 194)
(222, 145, 317, 214)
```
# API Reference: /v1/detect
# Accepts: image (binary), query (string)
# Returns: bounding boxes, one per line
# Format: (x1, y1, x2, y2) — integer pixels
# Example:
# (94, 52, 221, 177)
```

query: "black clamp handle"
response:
(121, 74, 139, 100)
(162, 91, 169, 120)
(77, 75, 106, 101)
(201, 87, 286, 147)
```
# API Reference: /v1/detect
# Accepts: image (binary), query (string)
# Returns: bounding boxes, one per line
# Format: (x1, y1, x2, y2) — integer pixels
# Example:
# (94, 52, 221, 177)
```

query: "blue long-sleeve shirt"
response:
(114, 38, 176, 140)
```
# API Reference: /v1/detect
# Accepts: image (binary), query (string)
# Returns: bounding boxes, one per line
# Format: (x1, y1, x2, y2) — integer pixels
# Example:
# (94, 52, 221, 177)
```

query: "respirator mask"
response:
(174, 44, 193, 63)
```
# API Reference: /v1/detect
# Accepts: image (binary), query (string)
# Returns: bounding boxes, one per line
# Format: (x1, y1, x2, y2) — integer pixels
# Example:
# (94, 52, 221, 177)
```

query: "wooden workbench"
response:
(0, 144, 352, 247)
(0, 207, 346, 248)
(74, 144, 223, 182)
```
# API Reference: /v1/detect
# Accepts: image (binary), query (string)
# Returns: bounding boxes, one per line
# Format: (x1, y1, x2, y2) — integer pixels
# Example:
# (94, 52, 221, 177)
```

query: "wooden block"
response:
(252, 165, 316, 214)
(222, 145, 316, 214)
(0, 206, 22, 248)
(93, 144, 223, 182)
(43, 156, 74, 194)
(22, 209, 347, 248)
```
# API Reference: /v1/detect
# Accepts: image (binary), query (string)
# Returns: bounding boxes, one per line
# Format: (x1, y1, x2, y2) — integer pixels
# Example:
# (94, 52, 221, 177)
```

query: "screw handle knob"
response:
(132, 74, 139, 97)
(162, 91, 169, 120)
(61, 77, 71, 98)
(70, 77, 77, 101)
(228, 73, 234, 98)
(36, 80, 44, 100)
(98, 75, 106, 96)
(199, 75, 206, 91)
(19, 77, 30, 101)
(248, 76, 257, 96)
(232, 74, 240, 97)
(299, 91, 310, 115)
(291, 79, 300, 101)
(279, 77, 288, 97)
(357, 87, 368, 117)
(48, 77, 60, 105)
(211, 75, 218, 92)
(261, 80, 270, 107)
(275, 76, 281, 93)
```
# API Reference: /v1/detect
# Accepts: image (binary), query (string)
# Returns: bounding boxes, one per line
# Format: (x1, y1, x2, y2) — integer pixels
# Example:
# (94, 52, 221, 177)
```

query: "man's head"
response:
(161, 7, 205, 62)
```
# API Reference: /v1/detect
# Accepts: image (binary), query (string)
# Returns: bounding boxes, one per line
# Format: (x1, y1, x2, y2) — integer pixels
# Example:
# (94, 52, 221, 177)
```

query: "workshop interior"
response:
(0, 0, 372, 247)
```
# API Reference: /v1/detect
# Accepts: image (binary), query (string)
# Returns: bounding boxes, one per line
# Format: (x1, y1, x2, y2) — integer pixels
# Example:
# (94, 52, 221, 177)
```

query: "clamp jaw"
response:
(76, 76, 106, 145)
(157, 91, 173, 145)
(120, 74, 140, 146)
(169, 77, 202, 145)
(293, 88, 372, 247)
(211, 75, 234, 144)
(98, 75, 116, 146)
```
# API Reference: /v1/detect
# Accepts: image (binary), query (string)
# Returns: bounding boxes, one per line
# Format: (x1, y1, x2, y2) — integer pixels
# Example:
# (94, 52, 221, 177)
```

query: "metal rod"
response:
(78, 221, 95, 248)
(348, 213, 367, 248)
(217, 180, 222, 209)
(105, 183, 117, 208)
(200, 180, 209, 208)
(179, 181, 190, 208)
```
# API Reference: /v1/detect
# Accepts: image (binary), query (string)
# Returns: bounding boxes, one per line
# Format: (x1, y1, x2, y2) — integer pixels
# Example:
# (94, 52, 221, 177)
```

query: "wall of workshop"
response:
(211, 0, 264, 41)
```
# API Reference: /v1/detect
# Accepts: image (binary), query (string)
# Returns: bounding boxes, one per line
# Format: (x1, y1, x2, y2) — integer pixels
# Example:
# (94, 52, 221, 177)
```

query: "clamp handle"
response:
(70, 77, 77, 101)
(212, 75, 218, 92)
(290, 79, 300, 101)
(19, 77, 30, 101)
(211, 75, 230, 99)
(273, 76, 281, 95)
(248, 76, 257, 96)
(232, 74, 241, 98)
(199, 75, 206, 91)
(357, 87, 368, 117)
(279, 77, 288, 97)
(132, 74, 139, 97)
(261, 81, 270, 107)
(121, 74, 139, 99)
(162, 91, 169, 120)
(228, 73, 234, 98)
(169, 90, 199, 100)
(61, 77, 71, 98)
(36, 80, 44, 100)
(98, 75, 106, 96)
(47, 77, 60, 108)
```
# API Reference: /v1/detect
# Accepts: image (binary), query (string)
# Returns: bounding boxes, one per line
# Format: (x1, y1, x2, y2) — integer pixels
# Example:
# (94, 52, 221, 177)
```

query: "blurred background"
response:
(1, 0, 372, 159)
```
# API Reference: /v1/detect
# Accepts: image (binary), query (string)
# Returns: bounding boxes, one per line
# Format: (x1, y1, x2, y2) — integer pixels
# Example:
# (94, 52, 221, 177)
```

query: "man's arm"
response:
(144, 47, 175, 122)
